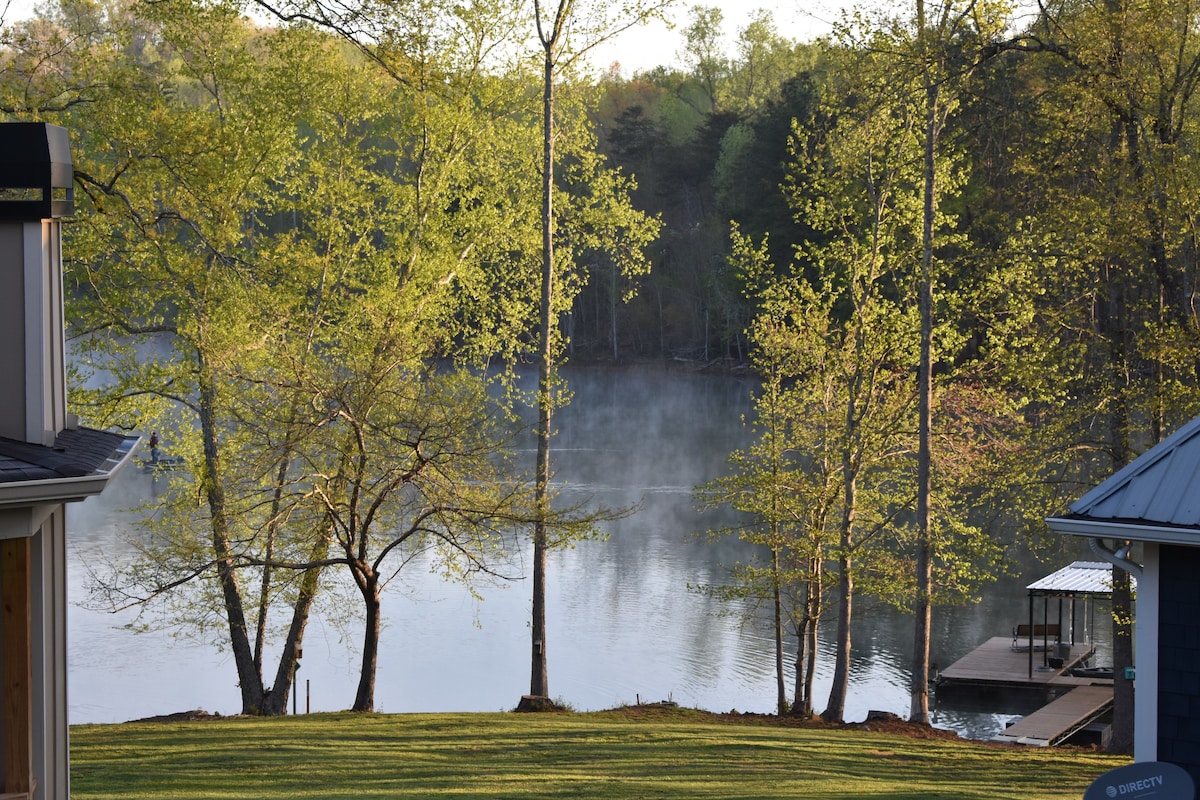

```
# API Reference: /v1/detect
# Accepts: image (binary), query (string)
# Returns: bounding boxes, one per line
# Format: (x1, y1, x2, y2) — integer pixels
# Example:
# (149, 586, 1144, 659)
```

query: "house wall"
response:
(1157, 543, 1200, 785)
(0, 510, 68, 798)
(0, 534, 31, 793)
(32, 509, 68, 799)
(0, 223, 28, 441)
(0, 220, 67, 447)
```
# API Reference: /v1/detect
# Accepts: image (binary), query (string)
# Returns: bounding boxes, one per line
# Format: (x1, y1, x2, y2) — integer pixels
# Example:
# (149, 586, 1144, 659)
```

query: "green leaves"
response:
(6, 0, 665, 711)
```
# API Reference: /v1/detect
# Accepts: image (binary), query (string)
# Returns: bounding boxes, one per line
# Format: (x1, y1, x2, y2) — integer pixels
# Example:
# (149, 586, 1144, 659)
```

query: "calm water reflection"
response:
(66, 365, 1109, 738)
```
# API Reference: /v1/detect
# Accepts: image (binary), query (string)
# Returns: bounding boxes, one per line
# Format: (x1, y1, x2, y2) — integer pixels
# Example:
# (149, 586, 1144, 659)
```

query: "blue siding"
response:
(1159, 544, 1200, 787)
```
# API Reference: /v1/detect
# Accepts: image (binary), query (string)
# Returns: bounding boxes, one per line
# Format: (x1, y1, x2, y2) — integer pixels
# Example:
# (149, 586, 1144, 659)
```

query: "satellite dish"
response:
(1084, 761, 1195, 800)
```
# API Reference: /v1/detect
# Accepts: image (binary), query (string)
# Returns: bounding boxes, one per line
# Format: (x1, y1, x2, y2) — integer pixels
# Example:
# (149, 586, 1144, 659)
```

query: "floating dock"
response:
(993, 685, 1114, 746)
(937, 636, 1099, 690)
(936, 563, 1121, 746)
(936, 636, 1114, 747)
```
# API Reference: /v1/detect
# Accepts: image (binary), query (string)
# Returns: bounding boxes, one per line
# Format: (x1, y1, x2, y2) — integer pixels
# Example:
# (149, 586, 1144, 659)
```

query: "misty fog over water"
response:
(65, 365, 1108, 738)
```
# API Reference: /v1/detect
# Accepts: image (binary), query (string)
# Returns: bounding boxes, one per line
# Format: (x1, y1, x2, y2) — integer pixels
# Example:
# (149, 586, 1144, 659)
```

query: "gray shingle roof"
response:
(0, 427, 134, 483)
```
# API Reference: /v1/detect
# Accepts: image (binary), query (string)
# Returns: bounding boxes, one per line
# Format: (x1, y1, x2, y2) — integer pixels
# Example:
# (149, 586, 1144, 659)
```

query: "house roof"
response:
(1046, 415, 1200, 545)
(0, 426, 139, 506)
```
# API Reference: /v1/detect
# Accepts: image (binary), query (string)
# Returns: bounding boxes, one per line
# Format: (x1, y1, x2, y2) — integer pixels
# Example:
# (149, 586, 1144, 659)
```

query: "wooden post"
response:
(1, 537, 31, 797)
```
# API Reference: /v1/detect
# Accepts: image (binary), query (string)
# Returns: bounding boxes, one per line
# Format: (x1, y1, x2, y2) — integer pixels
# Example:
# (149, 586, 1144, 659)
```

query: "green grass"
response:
(69, 708, 1127, 799)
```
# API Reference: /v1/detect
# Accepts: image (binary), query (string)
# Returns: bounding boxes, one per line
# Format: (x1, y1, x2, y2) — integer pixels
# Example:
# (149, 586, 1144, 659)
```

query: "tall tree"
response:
(277, 361, 532, 712)
(774, 45, 926, 720)
(679, 4, 725, 112)
(698, 227, 844, 717)
(229, 32, 550, 712)
(871, 0, 1014, 725)
(524, 0, 667, 707)
(12, 0, 553, 715)
(1012, 0, 1200, 752)
(721, 10, 805, 114)
(56, 1, 336, 715)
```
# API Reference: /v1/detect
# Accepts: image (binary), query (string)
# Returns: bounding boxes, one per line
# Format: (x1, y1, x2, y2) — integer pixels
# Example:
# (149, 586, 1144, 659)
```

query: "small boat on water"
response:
(139, 455, 186, 471)
(1069, 665, 1114, 680)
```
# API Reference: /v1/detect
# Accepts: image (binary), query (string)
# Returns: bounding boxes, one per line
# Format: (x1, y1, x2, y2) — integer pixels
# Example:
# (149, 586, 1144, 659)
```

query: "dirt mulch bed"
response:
(611, 704, 963, 741)
(127, 710, 222, 724)
(124, 704, 961, 744)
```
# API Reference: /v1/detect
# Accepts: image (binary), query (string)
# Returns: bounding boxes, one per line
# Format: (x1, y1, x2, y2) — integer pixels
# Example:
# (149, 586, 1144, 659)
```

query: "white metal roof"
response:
(1026, 560, 1127, 596)
(1047, 415, 1200, 544)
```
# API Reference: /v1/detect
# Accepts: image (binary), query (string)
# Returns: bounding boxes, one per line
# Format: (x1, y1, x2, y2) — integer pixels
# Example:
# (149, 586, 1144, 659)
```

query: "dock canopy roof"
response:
(1026, 560, 1127, 597)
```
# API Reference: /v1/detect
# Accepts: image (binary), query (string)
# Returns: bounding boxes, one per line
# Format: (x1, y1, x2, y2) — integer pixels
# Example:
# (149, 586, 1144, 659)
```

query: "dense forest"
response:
(2, 0, 1196, 747)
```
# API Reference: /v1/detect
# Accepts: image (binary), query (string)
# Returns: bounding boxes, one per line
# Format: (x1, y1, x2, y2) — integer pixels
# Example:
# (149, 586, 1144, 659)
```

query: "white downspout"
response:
(1089, 537, 1144, 579)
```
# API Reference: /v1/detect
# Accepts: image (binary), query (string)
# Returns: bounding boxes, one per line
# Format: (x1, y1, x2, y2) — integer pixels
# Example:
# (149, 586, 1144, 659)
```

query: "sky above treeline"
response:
(2, 0, 1046, 77)
(589, 0, 843, 76)
(1, 0, 845, 76)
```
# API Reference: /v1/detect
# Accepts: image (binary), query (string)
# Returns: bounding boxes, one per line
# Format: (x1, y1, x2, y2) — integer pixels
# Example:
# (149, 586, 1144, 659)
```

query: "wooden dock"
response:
(937, 637, 1099, 690)
(993, 685, 1114, 746)
(936, 636, 1114, 747)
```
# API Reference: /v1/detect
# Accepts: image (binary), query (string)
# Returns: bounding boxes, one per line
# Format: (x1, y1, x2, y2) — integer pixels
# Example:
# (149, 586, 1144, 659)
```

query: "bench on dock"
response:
(1012, 623, 1060, 649)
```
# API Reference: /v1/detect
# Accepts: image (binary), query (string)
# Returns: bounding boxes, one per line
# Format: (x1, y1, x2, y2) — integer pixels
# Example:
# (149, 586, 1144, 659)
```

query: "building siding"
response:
(1158, 544, 1200, 785)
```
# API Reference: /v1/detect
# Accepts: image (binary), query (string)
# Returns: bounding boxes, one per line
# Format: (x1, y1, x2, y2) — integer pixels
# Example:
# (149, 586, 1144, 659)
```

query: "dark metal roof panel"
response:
(1068, 415, 1200, 532)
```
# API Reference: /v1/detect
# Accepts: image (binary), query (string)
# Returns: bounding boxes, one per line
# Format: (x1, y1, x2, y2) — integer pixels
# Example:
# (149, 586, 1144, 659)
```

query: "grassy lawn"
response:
(69, 708, 1127, 799)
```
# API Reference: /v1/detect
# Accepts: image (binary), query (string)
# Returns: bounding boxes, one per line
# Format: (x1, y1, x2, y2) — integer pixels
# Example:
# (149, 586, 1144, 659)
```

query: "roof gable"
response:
(1068, 415, 1200, 527)
(1047, 415, 1200, 544)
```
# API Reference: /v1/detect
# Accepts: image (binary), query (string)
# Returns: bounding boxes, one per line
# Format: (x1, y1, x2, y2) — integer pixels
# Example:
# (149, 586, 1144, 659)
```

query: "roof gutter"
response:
(0, 434, 139, 507)
(1044, 515, 1146, 578)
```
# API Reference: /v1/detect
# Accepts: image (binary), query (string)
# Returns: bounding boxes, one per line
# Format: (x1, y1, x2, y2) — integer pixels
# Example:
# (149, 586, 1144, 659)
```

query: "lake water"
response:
(64, 365, 1109, 737)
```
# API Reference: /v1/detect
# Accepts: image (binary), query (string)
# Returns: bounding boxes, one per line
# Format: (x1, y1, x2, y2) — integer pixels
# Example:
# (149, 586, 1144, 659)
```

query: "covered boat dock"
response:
(937, 561, 1118, 745)
(939, 561, 1119, 689)
(1020, 560, 1121, 679)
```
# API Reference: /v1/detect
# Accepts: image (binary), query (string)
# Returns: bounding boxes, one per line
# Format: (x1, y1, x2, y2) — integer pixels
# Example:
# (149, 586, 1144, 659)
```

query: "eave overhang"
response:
(0, 428, 138, 507)
(1046, 515, 1200, 546)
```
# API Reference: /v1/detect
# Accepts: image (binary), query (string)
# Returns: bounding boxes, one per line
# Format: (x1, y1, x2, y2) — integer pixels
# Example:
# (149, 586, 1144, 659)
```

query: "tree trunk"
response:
(254, 454, 294, 690)
(805, 613, 818, 716)
(823, 547, 852, 722)
(772, 548, 786, 715)
(791, 568, 819, 718)
(353, 577, 381, 712)
(198, 355, 265, 715)
(824, 474, 854, 723)
(802, 559, 821, 716)
(1108, 565, 1134, 753)
(530, 518, 549, 699)
(261, 571, 316, 716)
(529, 24, 556, 705)
(825, 398, 857, 723)
(1100, 174, 1134, 749)
(610, 260, 619, 361)
(792, 623, 808, 716)
(262, 529, 331, 716)
(909, 0, 937, 726)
